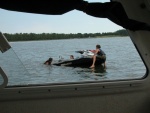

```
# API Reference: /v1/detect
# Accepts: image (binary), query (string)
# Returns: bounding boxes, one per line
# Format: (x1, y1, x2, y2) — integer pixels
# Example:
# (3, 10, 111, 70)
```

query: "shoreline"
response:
(8, 36, 129, 42)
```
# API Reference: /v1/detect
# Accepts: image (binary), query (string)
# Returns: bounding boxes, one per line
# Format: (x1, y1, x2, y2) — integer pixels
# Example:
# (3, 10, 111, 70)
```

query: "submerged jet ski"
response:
(53, 50, 106, 67)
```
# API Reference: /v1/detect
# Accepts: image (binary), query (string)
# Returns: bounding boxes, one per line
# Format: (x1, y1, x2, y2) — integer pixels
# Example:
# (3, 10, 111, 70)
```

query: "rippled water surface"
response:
(0, 37, 146, 86)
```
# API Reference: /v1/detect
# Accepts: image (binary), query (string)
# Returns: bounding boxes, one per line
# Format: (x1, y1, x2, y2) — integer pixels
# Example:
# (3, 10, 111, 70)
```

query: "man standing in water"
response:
(90, 44, 106, 69)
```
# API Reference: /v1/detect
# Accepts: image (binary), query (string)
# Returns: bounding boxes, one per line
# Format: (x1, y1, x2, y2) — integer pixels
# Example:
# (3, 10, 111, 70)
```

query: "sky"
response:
(0, 0, 123, 34)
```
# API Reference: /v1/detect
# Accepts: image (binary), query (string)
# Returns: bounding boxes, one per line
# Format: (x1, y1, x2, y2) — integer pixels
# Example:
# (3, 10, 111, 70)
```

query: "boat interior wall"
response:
(1, 0, 150, 113)
(145, 0, 150, 11)
(113, 0, 150, 23)
(113, 0, 150, 77)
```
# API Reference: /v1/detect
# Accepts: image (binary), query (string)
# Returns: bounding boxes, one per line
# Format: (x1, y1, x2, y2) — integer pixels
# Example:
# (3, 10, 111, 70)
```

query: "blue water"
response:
(0, 37, 146, 86)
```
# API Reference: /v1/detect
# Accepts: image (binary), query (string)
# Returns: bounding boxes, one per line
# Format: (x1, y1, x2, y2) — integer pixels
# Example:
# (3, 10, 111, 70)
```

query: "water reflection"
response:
(90, 65, 106, 76)
(4, 37, 146, 85)
(76, 64, 107, 77)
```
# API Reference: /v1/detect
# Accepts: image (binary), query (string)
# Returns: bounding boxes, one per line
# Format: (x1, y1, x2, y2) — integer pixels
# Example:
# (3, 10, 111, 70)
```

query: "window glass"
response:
(0, 48, 30, 86)
(0, 0, 146, 86)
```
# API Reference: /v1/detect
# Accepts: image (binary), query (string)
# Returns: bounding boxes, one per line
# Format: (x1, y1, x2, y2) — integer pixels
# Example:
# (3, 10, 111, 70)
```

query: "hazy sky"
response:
(0, 0, 123, 34)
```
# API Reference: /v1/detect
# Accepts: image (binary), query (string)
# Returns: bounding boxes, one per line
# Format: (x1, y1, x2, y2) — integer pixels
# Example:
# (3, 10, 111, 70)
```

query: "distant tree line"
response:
(4, 29, 128, 42)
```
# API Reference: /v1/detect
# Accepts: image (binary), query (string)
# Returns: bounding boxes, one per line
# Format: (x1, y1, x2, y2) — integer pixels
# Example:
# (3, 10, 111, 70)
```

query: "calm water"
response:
(0, 37, 146, 86)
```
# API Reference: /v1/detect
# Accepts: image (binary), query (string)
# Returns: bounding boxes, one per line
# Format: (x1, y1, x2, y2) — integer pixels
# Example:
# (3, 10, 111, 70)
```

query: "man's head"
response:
(96, 44, 101, 49)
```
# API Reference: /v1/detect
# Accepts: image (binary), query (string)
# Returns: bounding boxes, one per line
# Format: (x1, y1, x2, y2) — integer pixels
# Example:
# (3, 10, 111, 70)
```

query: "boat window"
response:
(0, 0, 147, 86)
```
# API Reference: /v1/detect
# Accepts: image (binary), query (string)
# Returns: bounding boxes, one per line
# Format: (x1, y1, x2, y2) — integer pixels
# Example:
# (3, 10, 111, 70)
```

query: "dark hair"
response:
(44, 57, 53, 65)
(48, 58, 53, 61)
(96, 44, 101, 48)
(70, 55, 74, 59)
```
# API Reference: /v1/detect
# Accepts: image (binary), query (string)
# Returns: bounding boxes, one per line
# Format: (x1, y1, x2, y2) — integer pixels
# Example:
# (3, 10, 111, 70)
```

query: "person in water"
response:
(70, 55, 74, 59)
(44, 58, 53, 65)
(90, 44, 106, 69)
